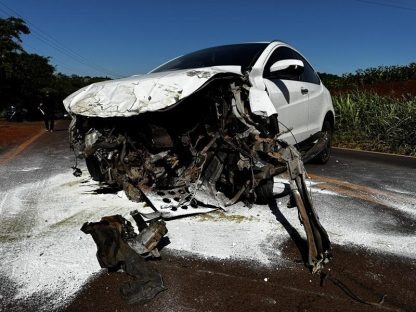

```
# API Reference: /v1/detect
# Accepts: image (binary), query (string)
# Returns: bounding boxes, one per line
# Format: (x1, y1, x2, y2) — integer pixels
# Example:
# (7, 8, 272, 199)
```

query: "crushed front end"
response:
(68, 78, 331, 272)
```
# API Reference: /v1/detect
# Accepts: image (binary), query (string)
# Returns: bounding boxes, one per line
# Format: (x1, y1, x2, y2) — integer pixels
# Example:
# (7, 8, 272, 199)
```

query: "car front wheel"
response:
(85, 155, 105, 181)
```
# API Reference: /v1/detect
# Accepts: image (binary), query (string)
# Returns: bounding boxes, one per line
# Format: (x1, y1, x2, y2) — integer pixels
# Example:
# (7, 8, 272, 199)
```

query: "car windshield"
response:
(151, 43, 269, 73)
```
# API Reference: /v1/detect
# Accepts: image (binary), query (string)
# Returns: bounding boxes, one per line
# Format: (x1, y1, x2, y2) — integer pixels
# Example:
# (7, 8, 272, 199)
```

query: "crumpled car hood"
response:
(63, 66, 242, 117)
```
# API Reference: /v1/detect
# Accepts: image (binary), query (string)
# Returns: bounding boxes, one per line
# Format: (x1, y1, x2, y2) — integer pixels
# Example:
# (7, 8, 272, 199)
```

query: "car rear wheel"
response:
(314, 120, 332, 164)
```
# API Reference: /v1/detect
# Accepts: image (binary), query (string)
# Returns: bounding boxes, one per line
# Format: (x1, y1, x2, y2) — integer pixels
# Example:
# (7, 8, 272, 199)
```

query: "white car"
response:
(64, 40, 336, 196)
(65, 41, 334, 160)
(64, 41, 333, 269)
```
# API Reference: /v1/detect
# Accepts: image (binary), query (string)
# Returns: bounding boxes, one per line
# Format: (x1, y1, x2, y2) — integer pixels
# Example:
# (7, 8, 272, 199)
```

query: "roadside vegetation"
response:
(319, 63, 416, 89)
(331, 91, 416, 156)
(320, 64, 416, 156)
(0, 17, 109, 119)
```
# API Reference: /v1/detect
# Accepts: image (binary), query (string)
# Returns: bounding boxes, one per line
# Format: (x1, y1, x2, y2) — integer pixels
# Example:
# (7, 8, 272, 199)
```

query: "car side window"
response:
(263, 47, 300, 81)
(293, 52, 321, 85)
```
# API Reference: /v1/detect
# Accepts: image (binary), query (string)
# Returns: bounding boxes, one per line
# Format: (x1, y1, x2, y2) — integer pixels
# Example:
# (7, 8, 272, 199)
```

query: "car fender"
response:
(248, 87, 277, 117)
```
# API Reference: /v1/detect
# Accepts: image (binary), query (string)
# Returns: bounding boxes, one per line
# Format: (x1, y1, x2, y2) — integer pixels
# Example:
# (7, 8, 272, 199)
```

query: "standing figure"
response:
(38, 90, 55, 132)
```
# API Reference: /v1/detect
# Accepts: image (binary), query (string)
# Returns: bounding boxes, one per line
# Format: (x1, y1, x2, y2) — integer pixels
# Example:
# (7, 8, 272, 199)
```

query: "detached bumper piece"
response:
(81, 213, 168, 304)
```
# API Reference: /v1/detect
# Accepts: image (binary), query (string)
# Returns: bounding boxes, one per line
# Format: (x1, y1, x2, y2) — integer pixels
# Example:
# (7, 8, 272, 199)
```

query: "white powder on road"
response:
(0, 169, 415, 310)
(0, 171, 289, 308)
(12, 166, 42, 172)
(0, 171, 140, 307)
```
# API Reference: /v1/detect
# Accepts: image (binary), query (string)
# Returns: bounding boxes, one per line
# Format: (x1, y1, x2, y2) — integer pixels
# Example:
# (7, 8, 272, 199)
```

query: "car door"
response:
(262, 46, 310, 144)
(293, 51, 325, 136)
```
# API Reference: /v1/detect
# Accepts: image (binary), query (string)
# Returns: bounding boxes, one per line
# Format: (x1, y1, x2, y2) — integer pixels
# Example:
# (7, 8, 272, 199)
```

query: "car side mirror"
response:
(267, 59, 304, 79)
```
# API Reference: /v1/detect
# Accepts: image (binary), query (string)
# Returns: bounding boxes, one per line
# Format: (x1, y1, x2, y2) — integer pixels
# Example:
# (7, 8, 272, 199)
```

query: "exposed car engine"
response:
(69, 79, 331, 271)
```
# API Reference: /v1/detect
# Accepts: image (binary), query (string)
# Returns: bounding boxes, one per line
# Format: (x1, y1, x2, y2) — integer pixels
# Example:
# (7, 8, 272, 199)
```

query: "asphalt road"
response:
(0, 122, 415, 312)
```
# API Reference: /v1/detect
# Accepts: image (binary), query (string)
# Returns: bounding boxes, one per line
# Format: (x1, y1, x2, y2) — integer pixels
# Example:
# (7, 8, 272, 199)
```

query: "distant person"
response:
(38, 90, 55, 132)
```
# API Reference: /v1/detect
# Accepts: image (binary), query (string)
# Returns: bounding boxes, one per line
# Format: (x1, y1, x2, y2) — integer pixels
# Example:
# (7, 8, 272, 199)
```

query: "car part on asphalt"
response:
(81, 214, 167, 304)
(278, 144, 331, 271)
(67, 41, 333, 272)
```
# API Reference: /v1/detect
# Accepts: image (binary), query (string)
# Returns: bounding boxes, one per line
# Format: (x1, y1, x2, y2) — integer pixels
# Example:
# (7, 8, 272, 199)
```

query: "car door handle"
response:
(301, 87, 309, 95)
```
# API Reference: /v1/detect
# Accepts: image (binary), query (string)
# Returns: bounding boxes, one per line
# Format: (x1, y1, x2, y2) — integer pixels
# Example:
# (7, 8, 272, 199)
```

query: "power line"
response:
(0, 1, 125, 77)
(23, 41, 85, 75)
(29, 30, 119, 77)
(355, 0, 416, 12)
(51, 62, 79, 75)
(28, 29, 117, 76)
(1, 25, 85, 76)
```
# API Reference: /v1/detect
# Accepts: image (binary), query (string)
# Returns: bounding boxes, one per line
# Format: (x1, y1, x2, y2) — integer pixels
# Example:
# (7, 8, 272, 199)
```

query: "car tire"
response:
(85, 156, 105, 181)
(314, 120, 332, 164)
(255, 178, 274, 204)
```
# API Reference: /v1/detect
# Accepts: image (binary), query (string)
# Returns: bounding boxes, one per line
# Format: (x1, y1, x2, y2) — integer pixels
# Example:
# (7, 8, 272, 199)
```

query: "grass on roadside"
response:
(332, 91, 416, 156)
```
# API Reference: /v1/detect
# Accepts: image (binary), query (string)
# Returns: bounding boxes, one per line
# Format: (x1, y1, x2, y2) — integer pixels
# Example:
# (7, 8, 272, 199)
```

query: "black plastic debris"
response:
(72, 166, 82, 177)
(81, 214, 167, 304)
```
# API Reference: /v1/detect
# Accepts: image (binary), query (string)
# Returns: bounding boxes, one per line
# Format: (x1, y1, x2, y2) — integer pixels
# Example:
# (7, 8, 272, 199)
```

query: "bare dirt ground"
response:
(0, 120, 44, 153)
(332, 79, 416, 97)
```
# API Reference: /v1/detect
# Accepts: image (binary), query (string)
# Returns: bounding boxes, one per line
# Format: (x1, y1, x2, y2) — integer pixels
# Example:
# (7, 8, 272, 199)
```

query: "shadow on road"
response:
(268, 199, 308, 264)
(83, 184, 121, 195)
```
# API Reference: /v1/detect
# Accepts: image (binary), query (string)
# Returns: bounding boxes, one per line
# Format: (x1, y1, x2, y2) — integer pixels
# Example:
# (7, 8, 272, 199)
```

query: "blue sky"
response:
(0, 0, 415, 78)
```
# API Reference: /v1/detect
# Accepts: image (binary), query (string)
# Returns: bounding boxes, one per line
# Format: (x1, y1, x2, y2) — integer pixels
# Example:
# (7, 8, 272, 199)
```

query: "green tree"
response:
(0, 17, 31, 112)
(0, 17, 55, 117)
(0, 17, 29, 56)
(0, 16, 110, 118)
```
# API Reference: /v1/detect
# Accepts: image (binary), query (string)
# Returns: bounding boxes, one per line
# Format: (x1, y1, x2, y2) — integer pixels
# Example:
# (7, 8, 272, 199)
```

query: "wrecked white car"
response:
(64, 41, 333, 271)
